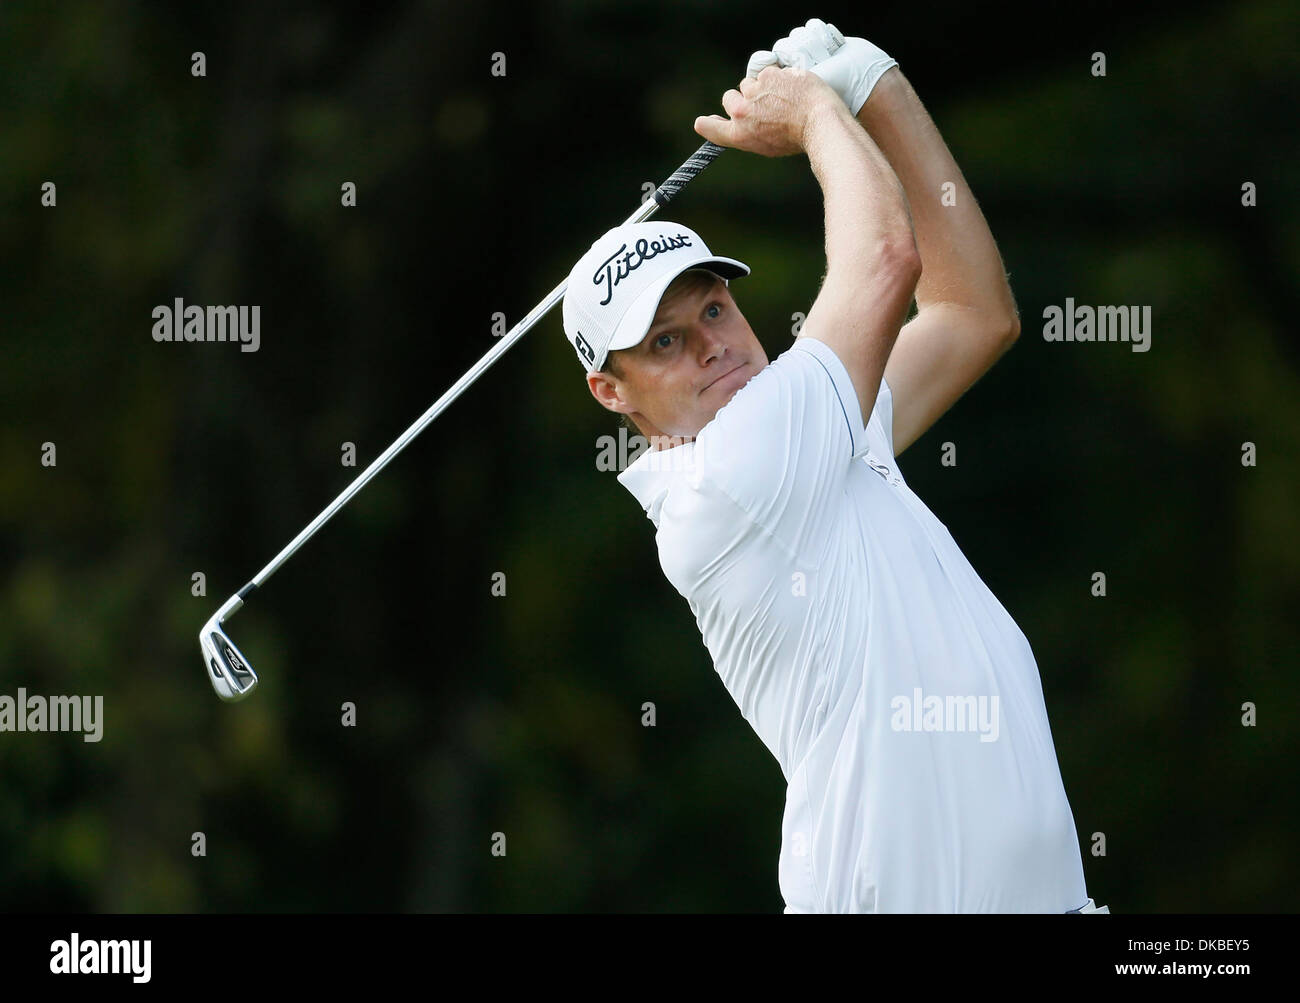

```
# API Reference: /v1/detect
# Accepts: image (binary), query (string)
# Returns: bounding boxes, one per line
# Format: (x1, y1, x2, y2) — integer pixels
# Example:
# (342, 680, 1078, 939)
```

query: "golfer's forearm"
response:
(856, 68, 1018, 329)
(803, 97, 919, 284)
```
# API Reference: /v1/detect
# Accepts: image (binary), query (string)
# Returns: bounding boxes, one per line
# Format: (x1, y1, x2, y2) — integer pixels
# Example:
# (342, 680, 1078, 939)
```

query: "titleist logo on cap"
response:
(592, 233, 693, 306)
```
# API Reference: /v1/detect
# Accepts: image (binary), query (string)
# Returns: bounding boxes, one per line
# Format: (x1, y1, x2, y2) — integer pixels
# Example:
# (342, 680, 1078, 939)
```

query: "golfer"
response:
(562, 20, 1106, 914)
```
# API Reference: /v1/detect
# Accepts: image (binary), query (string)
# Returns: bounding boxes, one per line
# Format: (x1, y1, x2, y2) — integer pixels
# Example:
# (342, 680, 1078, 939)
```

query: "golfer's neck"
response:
(651, 434, 693, 451)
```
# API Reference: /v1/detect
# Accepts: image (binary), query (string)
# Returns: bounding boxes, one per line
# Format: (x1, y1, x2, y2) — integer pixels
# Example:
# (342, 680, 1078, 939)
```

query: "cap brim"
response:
(604, 256, 751, 356)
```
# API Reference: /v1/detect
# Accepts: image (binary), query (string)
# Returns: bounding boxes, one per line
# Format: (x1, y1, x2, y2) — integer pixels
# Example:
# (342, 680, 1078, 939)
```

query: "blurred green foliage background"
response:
(1, 0, 1297, 911)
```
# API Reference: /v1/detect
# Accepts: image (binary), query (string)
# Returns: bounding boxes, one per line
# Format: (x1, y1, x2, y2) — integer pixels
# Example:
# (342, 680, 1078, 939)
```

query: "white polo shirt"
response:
(617, 337, 1090, 913)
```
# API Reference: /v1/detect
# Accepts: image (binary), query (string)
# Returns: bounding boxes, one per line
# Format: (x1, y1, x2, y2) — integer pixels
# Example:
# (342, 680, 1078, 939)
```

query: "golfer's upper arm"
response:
(797, 241, 922, 444)
(883, 303, 1020, 456)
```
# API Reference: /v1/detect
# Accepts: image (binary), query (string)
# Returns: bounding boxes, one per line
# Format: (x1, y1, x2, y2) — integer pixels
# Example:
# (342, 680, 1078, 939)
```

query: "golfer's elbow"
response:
(887, 236, 923, 290)
(989, 269, 1022, 348)
(979, 311, 1020, 365)
(996, 294, 1022, 349)
(1003, 311, 1021, 346)
(971, 282, 1022, 354)
(872, 236, 922, 311)
(993, 311, 1024, 350)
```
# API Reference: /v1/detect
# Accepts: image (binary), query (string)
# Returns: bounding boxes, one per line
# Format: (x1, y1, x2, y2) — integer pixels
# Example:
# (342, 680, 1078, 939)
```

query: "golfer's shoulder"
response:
(693, 340, 849, 487)
(708, 339, 848, 432)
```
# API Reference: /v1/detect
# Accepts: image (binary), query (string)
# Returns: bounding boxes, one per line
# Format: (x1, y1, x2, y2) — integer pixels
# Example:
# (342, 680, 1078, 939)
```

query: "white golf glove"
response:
(747, 18, 897, 116)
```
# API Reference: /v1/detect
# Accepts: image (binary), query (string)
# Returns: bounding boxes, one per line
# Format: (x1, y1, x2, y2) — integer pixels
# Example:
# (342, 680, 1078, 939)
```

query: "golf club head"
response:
(201, 595, 257, 701)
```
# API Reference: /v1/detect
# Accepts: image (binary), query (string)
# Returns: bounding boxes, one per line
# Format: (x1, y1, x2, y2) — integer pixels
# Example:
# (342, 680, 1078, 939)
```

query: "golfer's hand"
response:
(694, 65, 841, 157)
(748, 18, 897, 117)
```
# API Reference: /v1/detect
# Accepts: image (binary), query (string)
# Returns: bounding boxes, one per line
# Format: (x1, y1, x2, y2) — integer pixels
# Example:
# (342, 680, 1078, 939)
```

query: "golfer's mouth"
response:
(702, 363, 744, 393)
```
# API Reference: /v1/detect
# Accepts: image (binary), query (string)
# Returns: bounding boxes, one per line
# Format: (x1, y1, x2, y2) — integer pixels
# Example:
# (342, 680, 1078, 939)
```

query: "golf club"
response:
(201, 140, 728, 700)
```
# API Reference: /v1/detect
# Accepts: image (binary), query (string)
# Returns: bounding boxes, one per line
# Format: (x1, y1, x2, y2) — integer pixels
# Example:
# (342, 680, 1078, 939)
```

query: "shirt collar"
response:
(616, 439, 698, 526)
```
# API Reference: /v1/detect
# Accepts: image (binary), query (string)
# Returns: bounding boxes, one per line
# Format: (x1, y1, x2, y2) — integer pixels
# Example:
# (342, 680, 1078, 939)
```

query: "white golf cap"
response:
(562, 221, 750, 372)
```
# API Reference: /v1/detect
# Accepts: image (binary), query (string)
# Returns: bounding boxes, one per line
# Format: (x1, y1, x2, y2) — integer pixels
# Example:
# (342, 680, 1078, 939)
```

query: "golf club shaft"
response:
(229, 140, 727, 610)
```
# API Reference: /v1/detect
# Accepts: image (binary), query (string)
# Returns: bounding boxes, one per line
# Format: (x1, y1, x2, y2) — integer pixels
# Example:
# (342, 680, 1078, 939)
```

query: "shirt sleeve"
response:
(870, 372, 896, 461)
(692, 336, 884, 562)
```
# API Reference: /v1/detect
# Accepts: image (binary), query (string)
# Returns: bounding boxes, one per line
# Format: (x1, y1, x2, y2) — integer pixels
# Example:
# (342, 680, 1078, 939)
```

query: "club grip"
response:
(654, 141, 725, 207)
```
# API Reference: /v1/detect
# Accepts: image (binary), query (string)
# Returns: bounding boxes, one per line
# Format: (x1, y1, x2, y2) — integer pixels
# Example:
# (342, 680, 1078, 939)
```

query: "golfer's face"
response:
(614, 277, 766, 439)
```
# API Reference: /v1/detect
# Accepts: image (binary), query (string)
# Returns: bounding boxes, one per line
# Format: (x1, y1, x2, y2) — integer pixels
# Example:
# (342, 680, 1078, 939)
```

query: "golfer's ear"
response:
(587, 372, 620, 409)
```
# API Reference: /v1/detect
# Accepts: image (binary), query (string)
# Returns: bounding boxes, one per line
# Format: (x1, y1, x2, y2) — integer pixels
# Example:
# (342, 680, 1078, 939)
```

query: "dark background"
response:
(2, 0, 1297, 912)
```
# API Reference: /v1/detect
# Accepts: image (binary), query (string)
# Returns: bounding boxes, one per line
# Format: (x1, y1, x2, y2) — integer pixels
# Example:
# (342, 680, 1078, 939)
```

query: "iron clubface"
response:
(200, 595, 258, 701)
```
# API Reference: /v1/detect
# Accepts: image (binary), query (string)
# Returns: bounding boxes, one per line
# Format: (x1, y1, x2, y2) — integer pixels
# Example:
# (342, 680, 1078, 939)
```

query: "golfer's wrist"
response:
(854, 64, 905, 129)
(800, 93, 859, 158)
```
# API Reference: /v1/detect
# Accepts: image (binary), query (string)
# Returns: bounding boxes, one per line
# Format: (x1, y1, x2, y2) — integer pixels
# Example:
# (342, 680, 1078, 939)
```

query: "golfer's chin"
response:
(654, 367, 754, 441)
(700, 360, 750, 398)
(689, 378, 751, 436)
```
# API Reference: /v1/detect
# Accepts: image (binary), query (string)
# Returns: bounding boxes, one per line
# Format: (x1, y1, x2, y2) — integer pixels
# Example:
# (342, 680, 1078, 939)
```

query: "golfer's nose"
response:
(694, 324, 727, 364)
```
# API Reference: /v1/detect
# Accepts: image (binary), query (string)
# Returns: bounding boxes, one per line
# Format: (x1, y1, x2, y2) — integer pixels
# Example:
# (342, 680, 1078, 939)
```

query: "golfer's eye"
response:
(655, 333, 677, 350)
(706, 303, 722, 319)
